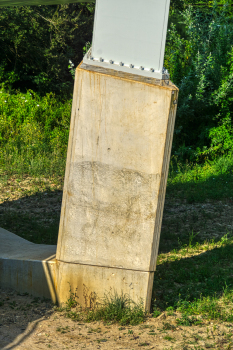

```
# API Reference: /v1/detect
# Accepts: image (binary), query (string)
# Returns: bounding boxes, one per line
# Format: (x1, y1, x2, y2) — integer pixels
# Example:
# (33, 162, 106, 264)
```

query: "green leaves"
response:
(171, 0, 233, 13)
(166, 4, 233, 162)
(0, 87, 71, 177)
(0, 4, 94, 94)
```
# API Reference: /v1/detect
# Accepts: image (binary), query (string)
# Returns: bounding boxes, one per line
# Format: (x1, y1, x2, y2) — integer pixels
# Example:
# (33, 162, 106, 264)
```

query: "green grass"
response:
(154, 234, 233, 323)
(85, 292, 145, 325)
(0, 88, 67, 245)
(167, 155, 233, 203)
(57, 291, 146, 326)
(0, 86, 71, 179)
(151, 154, 233, 323)
(1, 86, 233, 326)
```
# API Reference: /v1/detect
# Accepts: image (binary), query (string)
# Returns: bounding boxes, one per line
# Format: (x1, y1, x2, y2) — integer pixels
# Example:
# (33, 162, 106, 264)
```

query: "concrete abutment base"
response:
(0, 227, 57, 303)
(0, 64, 178, 311)
(56, 64, 178, 311)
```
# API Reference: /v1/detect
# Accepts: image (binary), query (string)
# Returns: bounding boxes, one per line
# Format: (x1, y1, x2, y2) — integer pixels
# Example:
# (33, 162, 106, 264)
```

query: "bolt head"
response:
(150, 68, 154, 72)
(119, 62, 124, 66)
(129, 64, 134, 69)
(99, 57, 104, 62)
(140, 66, 144, 70)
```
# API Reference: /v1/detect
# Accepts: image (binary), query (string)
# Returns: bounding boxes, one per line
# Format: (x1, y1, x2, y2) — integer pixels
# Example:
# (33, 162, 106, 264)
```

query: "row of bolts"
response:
(89, 56, 169, 74)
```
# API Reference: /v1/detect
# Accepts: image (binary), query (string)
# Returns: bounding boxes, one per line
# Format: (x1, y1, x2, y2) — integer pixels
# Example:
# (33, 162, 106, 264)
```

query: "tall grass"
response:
(0, 86, 71, 178)
(167, 155, 233, 202)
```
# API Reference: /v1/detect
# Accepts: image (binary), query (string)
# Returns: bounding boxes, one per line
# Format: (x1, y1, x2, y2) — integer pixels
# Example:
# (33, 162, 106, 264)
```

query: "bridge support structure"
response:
(0, 0, 178, 312)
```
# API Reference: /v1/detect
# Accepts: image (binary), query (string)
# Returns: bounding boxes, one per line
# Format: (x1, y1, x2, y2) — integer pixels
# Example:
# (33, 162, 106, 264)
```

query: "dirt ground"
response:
(1, 176, 233, 349)
(1, 288, 233, 350)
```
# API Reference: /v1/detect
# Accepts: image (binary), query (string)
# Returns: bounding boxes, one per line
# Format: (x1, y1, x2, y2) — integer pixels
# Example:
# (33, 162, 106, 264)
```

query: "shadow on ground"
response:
(0, 287, 54, 349)
(0, 189, 62, 245)
(167, 166, 233, 204)
(0, 190, 60, 348)
(154, 241, 233, 312)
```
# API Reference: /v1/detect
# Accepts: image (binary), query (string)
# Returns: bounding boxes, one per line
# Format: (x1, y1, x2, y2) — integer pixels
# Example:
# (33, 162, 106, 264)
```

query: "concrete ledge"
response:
(0, 227, 57, 302)
(0, 228, 154, 310)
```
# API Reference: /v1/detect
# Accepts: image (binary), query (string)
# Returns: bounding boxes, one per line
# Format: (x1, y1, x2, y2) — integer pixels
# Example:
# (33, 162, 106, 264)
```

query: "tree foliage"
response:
(0, 3, 94, 94)
(171, 0, 233, 12)
(165, 3, 233, 161)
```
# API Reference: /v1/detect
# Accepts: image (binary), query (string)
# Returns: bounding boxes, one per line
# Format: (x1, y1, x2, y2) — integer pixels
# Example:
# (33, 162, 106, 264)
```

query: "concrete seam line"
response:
(56, 259, 155, 273)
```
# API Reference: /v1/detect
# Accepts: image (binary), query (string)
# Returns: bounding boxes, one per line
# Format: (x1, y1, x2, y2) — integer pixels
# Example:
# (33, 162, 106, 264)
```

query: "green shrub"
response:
(0, 4, 94, 94)
(0, 87, 71, 177)
(165, 3, 233, 161)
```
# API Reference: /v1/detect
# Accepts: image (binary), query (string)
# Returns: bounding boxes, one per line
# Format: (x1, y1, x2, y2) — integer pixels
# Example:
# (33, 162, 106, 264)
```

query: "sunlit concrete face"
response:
(0, 0, 176, 312)
(0, 0, 93, 6)
(56, 63, 178, 311)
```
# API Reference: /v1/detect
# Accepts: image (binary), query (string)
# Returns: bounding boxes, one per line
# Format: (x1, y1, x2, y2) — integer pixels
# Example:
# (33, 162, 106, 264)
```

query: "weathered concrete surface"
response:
(56, 64, 178, 310)
(57, 65, 178, 270)
(0, 65, 177, 311)
(0, 227, 57, 302)
(56, 261, 154, 311)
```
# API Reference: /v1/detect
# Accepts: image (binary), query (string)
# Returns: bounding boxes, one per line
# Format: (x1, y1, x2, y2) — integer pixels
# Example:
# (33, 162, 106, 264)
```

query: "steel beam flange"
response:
(83, 48, 170, 81)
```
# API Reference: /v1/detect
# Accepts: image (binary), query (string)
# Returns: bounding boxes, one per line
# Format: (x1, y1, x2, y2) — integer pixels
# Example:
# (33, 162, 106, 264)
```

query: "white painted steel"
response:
(84, 0, 171, 79)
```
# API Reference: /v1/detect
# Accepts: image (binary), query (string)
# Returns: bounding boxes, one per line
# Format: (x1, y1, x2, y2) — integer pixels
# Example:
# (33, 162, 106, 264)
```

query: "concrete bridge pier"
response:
(0, 64, 178, 312)
(55, 63, 178, 311)
(0, 0, 178, 312)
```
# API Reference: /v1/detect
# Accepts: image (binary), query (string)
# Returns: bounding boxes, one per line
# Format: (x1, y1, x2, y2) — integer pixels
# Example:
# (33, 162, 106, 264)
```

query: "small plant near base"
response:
(163, 335, 176, 342)
(176, 315, 203, 327)
(153, 306, 161, 318)
(66, 287, 79, 310)
(56, 326, 70, 333)
(161, 322, 177, 331)
(96, 339, 107, 343)
(58, 288, 146, 326)
(166, 306, 175, 316)
(86, 291, 146, 326)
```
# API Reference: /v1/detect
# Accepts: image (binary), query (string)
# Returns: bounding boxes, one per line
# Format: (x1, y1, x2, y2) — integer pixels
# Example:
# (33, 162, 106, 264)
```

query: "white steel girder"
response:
(84, 0, 171, 80)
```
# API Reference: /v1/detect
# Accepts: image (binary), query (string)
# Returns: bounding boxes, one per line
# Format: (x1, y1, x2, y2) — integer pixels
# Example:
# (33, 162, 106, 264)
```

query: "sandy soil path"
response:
(1, 288, 233, 350)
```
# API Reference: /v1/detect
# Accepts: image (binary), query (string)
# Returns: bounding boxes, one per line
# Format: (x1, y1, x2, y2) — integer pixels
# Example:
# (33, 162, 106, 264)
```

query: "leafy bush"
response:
(0, 86, 71, 177)
(165, 3, 233, 161)
(0, 4, 94, 94)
